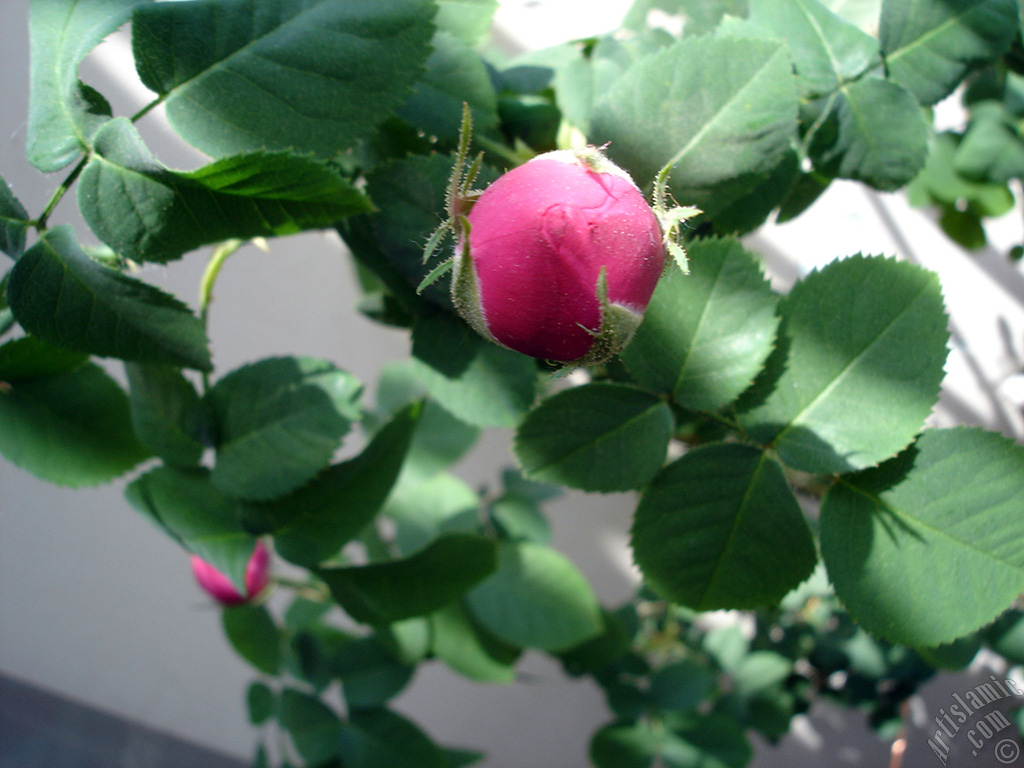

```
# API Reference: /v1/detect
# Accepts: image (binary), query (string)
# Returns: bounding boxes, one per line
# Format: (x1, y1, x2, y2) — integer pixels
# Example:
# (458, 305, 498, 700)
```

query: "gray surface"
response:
(0, 673, 247, 768)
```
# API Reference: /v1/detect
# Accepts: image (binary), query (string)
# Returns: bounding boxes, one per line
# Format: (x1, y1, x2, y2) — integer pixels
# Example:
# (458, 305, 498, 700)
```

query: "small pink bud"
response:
(190, 541, 270, 606)
(453, 148, 664, 364)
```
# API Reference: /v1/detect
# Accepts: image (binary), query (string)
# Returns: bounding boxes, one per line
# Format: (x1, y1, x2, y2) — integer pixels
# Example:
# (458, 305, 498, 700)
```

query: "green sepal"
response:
(566, 268, 645, 368)
(652, 164, 701, 274)
(416, 258, 454, 294)
(450, 216, 498, 346)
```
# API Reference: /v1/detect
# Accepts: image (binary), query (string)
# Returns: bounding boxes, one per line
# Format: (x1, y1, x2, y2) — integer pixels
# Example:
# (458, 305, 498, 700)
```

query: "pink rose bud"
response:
(452, 148, 665, 363)
(190, 541, 270, 606)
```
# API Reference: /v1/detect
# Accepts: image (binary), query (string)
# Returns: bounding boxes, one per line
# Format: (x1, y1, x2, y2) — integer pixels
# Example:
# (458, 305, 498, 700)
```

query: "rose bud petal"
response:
(452, 147, 664, 364)
(190, 540, 270, 606)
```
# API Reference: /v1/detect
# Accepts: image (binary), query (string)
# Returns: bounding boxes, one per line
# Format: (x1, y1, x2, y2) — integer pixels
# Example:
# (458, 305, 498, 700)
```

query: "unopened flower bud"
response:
(190, 541, 270, 606)
(452, 148, 664, 364)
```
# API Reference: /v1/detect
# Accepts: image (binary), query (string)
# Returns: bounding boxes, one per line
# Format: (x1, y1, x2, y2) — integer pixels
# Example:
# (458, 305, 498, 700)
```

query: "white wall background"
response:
(2, 1, 1024, 767)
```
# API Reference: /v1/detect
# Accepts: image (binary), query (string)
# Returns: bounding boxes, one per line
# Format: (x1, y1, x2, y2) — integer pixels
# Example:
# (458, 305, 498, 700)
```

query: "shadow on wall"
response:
(0, 673, 247, 768)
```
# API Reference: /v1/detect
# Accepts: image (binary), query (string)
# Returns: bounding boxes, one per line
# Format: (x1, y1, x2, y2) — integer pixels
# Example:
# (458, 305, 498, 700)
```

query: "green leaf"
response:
(554, 50, 615, 136)
(222, 604, 282, 675)
(513, 382, 673, 493)
(632, 443, 817, 610)
(880, 0, 1018, 106)
(648, 660, 718, 711)
(808, 77, 929, 191)
(0, 362, 147, 486)
(284, 595, 332, 631)
(739, 255, 949, 474)
(591, 718, 750, 768)
(621, 237, 779, 411)
(917, 633, 982, 670)
(938, 207, 987, 250)
(365, 154, 498, 308)
(342, 708, 446, 768)
(375, 360, 480, 482)
(430, 602, 520, 682)
(838, 628, 890, 678)
(335, 636, 415, 709)
(467, 542, 603, 652)
(820, 427, 1024, 647)
(748, 0, 881, 97)
(983, 610, 1024, 665)
(705, 148, 801, 235)
(78, 119, 371, 264)
(6, 226, 212, 370)
(240, 404, 419, 567)
(411, 311, 537, 428)
(558, 607, 632, 676)
(207, 357, 362, 501)
(288, 625, 349, 692)
(383, 472, 481, 556)
(125, 363, 208, 467)
(342, 216, 429, 324)
(435, 0, 498, 46)
(27, 0, 143, 172)
(366, 154, 453, 306)
(381, 617, 432, 666)
(489, 492, 552, 545)
(0, 175, 31, 259)
(251, 742, 268, 768)
(502, 466, 561, 504)
(732, 651, 792, 696)
(131, 0, 435, 158)
(398, 31, 498, 141)
(0, 288, 13, 340)
(0, 336, 88, 381)
(590, 35, 799, 220)
(908, 132, 1016, 216)
(319, 534, 498, 624)
(590, 722, 658, 768)
(246, 681, 276, 725)
(357, 244, 423, 309)
(776, 168, 833, 223)
(279, 688, 343, 767)
(703, 625, 749, 673)
(953, 101, 1024, 183)
(674, 713, 753, 768)
(125, 466, 255, 591)
(495, 92, 562, 153)
(554, 35, 670, 134)
(444, 747, 487, 768)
